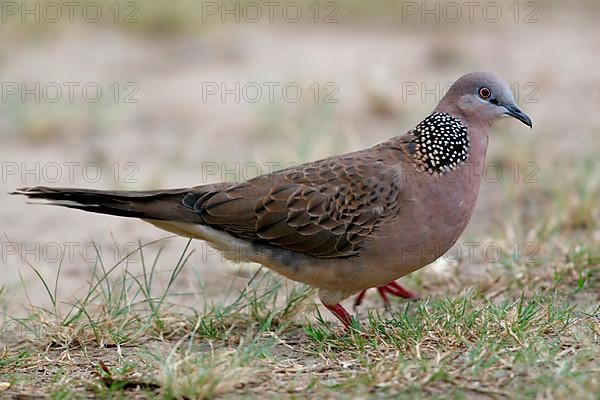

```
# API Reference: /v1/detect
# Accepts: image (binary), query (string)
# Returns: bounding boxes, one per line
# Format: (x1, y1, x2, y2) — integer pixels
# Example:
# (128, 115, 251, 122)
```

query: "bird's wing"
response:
(12, 139, 413, 259)
(183, 143, 409, 258)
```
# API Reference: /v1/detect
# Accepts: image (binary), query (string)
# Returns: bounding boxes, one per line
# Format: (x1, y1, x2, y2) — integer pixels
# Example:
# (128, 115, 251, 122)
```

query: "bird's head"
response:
(437, 71, 532, 129)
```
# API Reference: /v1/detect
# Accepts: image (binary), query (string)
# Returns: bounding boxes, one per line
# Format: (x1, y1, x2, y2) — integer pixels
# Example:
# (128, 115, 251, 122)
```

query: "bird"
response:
(12, 72, 532, 328)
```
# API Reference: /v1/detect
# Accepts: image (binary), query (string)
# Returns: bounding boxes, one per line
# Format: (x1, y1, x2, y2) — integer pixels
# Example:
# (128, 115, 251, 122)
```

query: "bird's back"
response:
(182, 135, 415, 258)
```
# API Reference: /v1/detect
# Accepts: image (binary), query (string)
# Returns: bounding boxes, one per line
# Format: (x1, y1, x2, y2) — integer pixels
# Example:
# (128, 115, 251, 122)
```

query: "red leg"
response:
(324, 303, 353, 328)
(353, 289, 367, 309)
(377, 287, 390, 306)
(385, 281, 417, 299)
(352, 280, 418, 310)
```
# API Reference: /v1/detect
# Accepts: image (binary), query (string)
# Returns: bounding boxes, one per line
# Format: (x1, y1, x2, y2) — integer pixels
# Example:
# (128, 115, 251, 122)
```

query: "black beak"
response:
(502, 104, 532, 128)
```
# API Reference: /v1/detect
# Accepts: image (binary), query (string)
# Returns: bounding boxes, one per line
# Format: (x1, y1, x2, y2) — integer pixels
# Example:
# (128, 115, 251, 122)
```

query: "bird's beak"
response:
(502, 103, 532, 128)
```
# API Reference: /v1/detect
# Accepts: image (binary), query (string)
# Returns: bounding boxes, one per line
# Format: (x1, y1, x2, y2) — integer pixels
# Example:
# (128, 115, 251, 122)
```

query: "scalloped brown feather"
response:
(182, 136, 412, 258)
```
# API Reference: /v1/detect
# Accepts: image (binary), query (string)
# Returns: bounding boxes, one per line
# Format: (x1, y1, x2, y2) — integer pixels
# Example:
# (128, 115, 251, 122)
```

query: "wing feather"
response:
(183, 142, 409, 258)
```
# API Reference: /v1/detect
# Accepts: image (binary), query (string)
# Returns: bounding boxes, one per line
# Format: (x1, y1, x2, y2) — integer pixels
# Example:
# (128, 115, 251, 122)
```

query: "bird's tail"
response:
(11, 186, 202, 223)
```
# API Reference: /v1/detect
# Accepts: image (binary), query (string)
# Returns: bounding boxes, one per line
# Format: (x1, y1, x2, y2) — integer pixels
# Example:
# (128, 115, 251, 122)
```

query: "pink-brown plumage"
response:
(13, 72, 532, 327)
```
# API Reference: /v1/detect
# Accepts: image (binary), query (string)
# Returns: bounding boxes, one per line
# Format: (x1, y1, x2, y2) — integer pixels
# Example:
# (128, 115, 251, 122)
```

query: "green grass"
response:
(2, 118, 600, 398)
(1, 225, 599, 398)
(1, 2, 599, 397)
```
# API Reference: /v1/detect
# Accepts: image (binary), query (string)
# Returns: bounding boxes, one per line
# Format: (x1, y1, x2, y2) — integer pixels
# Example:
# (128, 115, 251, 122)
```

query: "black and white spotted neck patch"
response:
(410, 112, 469, 175)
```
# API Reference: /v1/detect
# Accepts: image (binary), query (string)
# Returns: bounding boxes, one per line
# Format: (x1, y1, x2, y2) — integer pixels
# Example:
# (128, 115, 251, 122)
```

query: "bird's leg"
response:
(353, 289, 367, 309)
(324, 303, 353, 328)
(376, 286, 393, 311)
(377, 286, 390, 306)
(384, 281, 417, 299)
(353, 281, 418, 309)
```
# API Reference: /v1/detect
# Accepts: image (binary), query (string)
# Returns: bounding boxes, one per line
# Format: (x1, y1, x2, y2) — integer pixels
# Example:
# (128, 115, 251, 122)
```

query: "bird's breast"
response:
(359, 160, 484, 286)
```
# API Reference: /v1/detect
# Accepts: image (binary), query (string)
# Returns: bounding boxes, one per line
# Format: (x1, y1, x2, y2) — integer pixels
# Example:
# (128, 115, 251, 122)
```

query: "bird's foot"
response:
(353, 281, 418, 309)
(383, 281, 418, 300)
(323, 303, 370, 336)
(323, 282, 418, 329)
(324, 303, 353, 328)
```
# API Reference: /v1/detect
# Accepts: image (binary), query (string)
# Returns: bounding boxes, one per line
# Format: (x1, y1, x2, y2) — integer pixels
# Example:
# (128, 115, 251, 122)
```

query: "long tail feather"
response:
(11, 186, 201, 222)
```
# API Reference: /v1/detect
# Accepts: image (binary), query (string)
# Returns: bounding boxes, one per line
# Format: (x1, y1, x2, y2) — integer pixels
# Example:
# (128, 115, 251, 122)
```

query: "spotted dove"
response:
(13, 72, 532, 327)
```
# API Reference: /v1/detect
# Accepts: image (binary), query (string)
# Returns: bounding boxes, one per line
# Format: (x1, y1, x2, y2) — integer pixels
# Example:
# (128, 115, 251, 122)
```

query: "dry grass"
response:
(1, 154, 599, 399)
(1, 2, 599, 398)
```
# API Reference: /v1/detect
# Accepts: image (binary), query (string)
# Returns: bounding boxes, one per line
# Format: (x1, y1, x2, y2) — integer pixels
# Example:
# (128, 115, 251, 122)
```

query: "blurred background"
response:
(1, 0, 599, 315)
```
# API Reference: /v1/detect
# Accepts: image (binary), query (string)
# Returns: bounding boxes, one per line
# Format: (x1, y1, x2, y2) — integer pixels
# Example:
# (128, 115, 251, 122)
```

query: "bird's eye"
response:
(479, 87, 491, 99)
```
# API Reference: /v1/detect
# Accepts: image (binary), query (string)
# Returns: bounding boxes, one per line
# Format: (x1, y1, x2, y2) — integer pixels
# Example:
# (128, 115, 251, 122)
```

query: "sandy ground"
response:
(1, 10, 599, 316)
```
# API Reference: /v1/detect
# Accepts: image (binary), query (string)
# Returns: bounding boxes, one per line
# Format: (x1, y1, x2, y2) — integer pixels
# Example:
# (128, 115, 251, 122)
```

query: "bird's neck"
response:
(406, 112, 471, 175)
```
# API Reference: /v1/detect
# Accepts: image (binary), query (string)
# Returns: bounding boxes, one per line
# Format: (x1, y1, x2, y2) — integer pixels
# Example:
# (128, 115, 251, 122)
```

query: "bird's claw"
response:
(353, 281, 418, 310)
